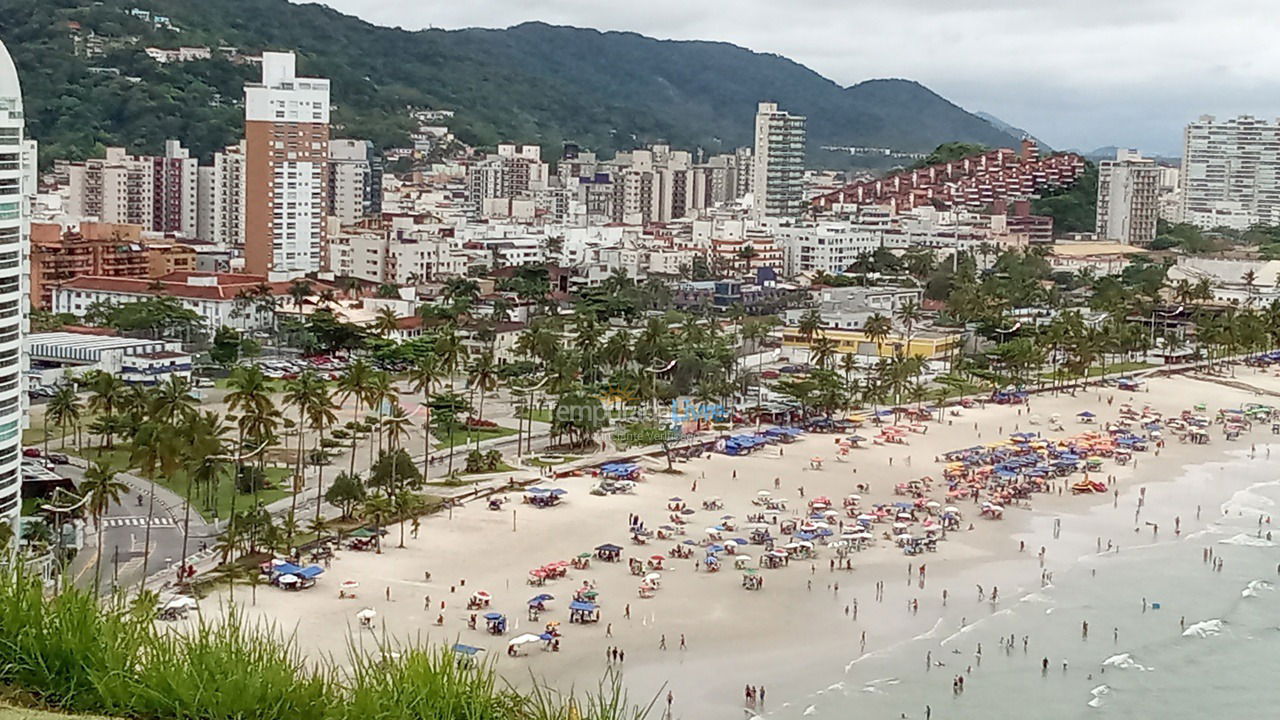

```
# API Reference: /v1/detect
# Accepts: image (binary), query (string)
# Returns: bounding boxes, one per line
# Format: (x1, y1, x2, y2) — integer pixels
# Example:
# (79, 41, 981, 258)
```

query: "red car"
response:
(761, 370, 780, 379)
(21, 447, 40, 458)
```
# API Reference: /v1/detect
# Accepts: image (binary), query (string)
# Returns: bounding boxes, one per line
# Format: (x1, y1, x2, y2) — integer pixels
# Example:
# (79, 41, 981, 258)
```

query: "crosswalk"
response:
(102, 516, 177, 529)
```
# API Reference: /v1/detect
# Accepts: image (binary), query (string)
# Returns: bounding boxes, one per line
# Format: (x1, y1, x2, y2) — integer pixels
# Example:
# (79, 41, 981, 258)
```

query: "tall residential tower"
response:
(0, 40, 31, 528)
(243, 52, 330, 275)
(751, 101, 806, 220)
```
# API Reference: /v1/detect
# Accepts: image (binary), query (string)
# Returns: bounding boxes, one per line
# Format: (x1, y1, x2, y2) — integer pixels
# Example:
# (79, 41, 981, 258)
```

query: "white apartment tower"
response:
(1095, 149, 1161, 245)
(197, 141, 247, 247)
(63, 140, 199, 236)
(751, 101, 806, 219)
(327, 139, 381, 226)
(1181, 115, 1280, 230)
(0, 41, 30, 528)
(243, 52, 330, 275)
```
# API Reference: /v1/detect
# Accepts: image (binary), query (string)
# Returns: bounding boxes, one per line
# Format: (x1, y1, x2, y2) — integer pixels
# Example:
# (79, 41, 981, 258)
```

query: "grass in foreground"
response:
(0, 570, 649, 720)
(433, 425, 518, 450)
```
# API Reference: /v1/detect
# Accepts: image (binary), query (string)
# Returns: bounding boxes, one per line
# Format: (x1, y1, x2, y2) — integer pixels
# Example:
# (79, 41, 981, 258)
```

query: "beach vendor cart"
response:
(595, 544, 623, 562)
(741, 569, 763, 590)
(733, 555, 753, 570)
(569, 600, 600, 623)
(508, 633, 541, 656)
(647, 555, 665, 571)
(484, 612, 508, 634)
(637, 583, 655, 598)
(980, 502, 1004, 519)
(468, 590, 493, 610)
(355, 607, 376, 629)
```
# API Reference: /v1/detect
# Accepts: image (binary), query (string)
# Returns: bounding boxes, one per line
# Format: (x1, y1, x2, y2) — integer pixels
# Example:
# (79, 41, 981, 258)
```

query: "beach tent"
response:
(452, 643, 485, 656)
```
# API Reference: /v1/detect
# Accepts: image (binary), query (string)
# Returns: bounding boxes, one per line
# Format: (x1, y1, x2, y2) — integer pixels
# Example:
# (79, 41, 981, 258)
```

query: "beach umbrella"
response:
(510, 633, 542, 646)
(925, 501, 941, 509)
(681, 509, 696, 515)
(721, 514, 736, 520)
(341, 580, 359, 591)
(650, 554, 665, 561)
(757, 490, 772, 497)
(355, 608, 377, 621)
(668, 497, 683, 502)
(474, 591, 492, 600)
(483, 612, 504, 621)
(857, 513, 875, 521)
(278, 574, 299, 585)
(644, 572, 661, 582)
(943, 506, 960, 514)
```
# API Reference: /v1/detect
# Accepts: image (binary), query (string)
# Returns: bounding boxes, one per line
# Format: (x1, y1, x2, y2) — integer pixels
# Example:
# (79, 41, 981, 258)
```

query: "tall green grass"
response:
(0, 570, 648, 720)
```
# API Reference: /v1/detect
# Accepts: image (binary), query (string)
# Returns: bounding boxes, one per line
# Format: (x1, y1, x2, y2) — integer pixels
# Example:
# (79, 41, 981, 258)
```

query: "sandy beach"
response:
(183, 368, 1280, 716)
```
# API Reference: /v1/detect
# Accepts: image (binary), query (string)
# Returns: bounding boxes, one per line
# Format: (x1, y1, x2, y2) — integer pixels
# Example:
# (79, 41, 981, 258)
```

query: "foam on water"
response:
(1241, 579, 1273, 598)
(1220, 481, 1280, 517)
(1181, 618, 1225, 638)
(1101, 653, 1150, 671)
(1220, 533, 1276, 547)
(1087, 684, 1111, 708)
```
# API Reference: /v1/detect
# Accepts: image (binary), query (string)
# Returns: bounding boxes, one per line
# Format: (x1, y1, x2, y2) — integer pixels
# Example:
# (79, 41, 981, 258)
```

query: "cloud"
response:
(315, 0, 1280, 154)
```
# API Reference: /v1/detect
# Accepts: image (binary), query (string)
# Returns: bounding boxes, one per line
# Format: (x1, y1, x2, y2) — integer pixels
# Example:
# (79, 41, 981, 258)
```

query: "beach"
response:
(184, 369, 1280, 717)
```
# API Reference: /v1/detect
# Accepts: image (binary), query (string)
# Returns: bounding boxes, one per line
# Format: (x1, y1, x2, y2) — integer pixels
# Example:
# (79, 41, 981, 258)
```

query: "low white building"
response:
(27, 332, 192, 386)
(53, 272, 304, 331)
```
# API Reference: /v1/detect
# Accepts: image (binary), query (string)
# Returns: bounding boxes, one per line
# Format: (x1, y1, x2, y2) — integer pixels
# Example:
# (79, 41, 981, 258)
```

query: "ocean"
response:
(767, 450, 1280, 719)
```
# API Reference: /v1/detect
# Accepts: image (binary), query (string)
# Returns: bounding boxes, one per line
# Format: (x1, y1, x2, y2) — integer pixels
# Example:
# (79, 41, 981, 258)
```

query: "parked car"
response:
(761, 370, 780, 379)
(193, 377, 215, 388)
(21, 447, 40, 458)
(45, 452, 70, 465)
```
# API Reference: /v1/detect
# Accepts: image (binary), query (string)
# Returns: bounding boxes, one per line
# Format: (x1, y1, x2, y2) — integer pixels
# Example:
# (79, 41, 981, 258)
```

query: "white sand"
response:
(186, 369, 1280, 714)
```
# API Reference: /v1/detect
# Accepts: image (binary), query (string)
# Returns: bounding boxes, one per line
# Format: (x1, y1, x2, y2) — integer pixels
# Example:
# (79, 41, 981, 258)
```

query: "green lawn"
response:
(515, 408, 553, 424)
(168, 466, 293, 521)
(526, 454, 580, 468)
(432, 425, 518, 450)
(73, 444, 293, 521)
(1043, 361, 1154, 380)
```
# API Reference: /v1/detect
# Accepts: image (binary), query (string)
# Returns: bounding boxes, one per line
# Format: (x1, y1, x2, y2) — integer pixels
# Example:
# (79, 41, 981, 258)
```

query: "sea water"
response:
(770, 452, 1280, 719)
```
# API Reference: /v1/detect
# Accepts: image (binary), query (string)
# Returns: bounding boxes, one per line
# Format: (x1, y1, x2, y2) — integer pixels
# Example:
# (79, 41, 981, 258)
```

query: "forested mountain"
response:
(0, 0, 1022, 164)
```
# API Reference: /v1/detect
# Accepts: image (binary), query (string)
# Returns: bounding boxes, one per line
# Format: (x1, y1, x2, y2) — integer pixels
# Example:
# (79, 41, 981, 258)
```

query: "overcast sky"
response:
(317, 0, 1280, 155)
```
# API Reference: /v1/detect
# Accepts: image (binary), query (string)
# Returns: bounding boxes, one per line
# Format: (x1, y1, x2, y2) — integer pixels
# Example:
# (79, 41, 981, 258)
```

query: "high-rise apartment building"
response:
(327, 139, 382, 226)
(466, 144, 548, 217)
(751, 101, 806, 219)
(0, 40, 30, 528)
(243, 51, 330, 275)
(197, 141, 246, 247)
(63, 140, 199, 236)
(1095, 149, 1161, 245)
(1181, 115, 1280, 230)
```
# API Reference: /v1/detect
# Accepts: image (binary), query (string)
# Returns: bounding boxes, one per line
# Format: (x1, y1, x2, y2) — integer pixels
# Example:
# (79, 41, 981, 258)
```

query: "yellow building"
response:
(781, 326, 964, 361)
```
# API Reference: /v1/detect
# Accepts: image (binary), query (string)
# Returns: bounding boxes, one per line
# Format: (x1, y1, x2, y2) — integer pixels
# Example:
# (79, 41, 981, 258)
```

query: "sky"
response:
(317, 0, 1280, 156)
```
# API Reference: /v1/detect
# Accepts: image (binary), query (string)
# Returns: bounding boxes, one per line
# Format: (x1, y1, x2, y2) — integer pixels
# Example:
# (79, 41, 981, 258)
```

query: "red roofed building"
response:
(53, 271, 326, 331)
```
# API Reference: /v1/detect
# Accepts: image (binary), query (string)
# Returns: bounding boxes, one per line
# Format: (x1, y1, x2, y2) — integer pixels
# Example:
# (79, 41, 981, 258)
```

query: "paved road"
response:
(63, 462, 218, 596)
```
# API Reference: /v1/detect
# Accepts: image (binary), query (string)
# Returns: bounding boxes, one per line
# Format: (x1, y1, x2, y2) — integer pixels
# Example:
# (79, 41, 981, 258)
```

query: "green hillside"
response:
(0, 0, 1021, 164)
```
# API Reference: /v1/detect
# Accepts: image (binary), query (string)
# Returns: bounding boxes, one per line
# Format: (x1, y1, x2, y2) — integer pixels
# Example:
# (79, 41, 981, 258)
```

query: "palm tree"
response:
(362, 495, 394, 553)
(45, 385, 81, 452)
(797, 309, 823, 345)
(364, 371, 395, 464)
(86, 373, 126, 449)
(80, 460, 129, 596)
(225, 365, 278, 518)
(895, 299, 923, 341)
(809, 335, 839, 370)
(282, 370, 327, 545)
(407, 355, 442, 482)
(863, 313, 893, 358)
(337, 359, 374, 476)
(466, 351, 500, 438)
(434, 324, 469, 389)
(373, 306, 400, 338)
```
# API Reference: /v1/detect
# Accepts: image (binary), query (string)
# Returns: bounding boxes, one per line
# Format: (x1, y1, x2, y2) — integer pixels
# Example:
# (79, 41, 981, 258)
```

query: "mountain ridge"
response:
(0, 0, 1024, 164)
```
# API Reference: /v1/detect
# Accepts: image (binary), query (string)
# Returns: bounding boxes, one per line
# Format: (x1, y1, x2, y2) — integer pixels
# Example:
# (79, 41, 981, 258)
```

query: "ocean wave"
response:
(1182, 618, 1225, 638)
(802, 704, 817, 715)
(1087, 684, 1111, 708)
(1020, 591, 1052, 604)
(1242, 579, 1274, 598)
(1220, 533, 1277, 548)
(1220, 482, 1280, 517)
(859, 677, 899, 694)
(1101, 653, 1149, 671)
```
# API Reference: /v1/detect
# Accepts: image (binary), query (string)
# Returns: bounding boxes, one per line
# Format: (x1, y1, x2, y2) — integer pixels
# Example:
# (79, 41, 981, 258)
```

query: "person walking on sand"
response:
(680, 633, 687, 650)
(625, 603, 631, 619)
(606, 623, 613, 637)
(660, 634, 667, 650)
(1082, 620, 1088, 639)
(759, 686, 766, 705)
